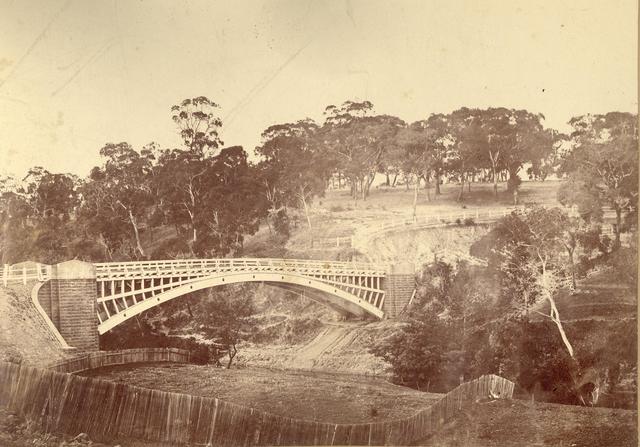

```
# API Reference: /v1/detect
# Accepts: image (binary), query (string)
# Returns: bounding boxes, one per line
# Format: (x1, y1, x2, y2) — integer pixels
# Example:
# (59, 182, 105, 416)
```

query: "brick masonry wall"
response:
(383, 273, 415, 317)
(55, 278, 99, 351)
(36, 260, 99, 352)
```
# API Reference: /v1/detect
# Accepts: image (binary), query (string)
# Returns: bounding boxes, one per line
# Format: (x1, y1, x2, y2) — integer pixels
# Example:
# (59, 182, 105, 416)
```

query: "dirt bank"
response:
(238, 319, 395, 376)
(358, 224, 489, 266)
(0, 285, 72, 367)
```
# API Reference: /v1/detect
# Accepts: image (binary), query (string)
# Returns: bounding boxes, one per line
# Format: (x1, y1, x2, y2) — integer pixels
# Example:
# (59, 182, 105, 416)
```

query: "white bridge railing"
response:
(94, 257, 387, 280)
(1, 263, 52, 286)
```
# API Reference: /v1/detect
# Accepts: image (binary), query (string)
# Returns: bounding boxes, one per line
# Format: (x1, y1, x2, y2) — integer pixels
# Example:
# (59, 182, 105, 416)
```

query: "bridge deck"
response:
(94, 258, 387, 279)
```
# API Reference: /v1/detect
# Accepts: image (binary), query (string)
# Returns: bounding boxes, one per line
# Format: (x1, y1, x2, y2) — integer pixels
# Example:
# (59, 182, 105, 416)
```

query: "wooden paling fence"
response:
(0, 356, 514, 446)
(49, 347, 193, 373)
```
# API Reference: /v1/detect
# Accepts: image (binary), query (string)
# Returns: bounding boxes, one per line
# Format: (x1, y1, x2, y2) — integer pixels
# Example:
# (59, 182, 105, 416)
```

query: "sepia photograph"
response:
(0, 0, 637, 446)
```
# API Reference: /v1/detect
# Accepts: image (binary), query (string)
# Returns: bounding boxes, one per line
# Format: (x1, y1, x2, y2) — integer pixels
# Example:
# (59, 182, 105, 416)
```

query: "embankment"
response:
(0, 284, 72, 367)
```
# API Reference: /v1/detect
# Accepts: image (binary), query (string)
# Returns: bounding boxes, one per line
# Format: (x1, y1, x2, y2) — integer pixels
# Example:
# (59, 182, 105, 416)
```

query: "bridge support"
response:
(37, 260, 99, 351)
(383, 263, 415, 318)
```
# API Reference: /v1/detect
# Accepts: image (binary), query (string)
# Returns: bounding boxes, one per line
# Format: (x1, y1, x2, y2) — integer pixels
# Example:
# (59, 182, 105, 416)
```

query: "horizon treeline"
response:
(0, 97, 637, 264)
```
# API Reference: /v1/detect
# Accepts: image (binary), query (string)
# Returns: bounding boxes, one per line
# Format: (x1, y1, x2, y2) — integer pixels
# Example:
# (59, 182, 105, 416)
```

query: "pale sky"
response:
(0, 0, 637, 178)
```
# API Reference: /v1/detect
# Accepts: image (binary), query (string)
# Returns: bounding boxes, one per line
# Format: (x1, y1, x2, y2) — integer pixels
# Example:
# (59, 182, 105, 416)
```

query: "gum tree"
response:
(559, 112, 638, 246)
(255, 119, 329, 232)
(81, 143, 155, 258)
(321, 101, 405, 201)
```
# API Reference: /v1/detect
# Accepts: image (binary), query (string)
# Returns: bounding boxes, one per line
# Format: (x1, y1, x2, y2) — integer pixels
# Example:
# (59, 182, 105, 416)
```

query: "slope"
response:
(0, 284, 72, 367)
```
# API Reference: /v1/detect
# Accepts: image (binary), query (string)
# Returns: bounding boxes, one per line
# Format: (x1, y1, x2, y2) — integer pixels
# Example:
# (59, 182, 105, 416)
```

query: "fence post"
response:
(22, 266, 27, 285)
(336, 236, 340, 248)
(2, 264, 7, 287)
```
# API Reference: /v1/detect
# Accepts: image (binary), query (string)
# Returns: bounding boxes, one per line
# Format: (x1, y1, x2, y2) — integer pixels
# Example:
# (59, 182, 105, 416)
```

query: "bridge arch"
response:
(97, 268, 386, 334)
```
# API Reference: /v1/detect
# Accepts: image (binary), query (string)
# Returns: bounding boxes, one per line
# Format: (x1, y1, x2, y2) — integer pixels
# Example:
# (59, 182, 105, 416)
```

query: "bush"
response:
(329, 205, 345, 212)
(464, 217, 475, 226)
(369, 312, 454, 392)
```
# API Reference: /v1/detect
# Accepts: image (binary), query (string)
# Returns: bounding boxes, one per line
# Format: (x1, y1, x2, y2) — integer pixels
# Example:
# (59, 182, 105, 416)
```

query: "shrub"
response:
(464, 217, 475, 226)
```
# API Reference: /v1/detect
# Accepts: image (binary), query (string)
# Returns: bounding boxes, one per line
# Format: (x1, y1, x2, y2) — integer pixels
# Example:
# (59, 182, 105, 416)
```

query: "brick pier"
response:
(37, 260, 99, 351)
(382, 263, 416, 317)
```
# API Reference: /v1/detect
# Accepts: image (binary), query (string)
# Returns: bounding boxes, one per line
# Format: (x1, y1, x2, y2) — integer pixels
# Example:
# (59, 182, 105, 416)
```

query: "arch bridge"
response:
(2, 258, 415, 351)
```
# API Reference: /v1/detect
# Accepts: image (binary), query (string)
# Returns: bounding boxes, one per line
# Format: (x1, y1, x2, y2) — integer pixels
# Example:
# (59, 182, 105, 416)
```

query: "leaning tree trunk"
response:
(226, 344, 237, 369)
(128, 209, 146, 257)
(547, 289, 574, 357)
(189, 213, 197, 245)
(299, 190, 313, 231)
(540, 266, 575, 358)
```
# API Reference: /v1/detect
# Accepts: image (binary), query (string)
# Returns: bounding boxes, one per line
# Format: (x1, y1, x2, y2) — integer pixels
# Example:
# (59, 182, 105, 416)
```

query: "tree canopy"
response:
(559, 112, 638, 245)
